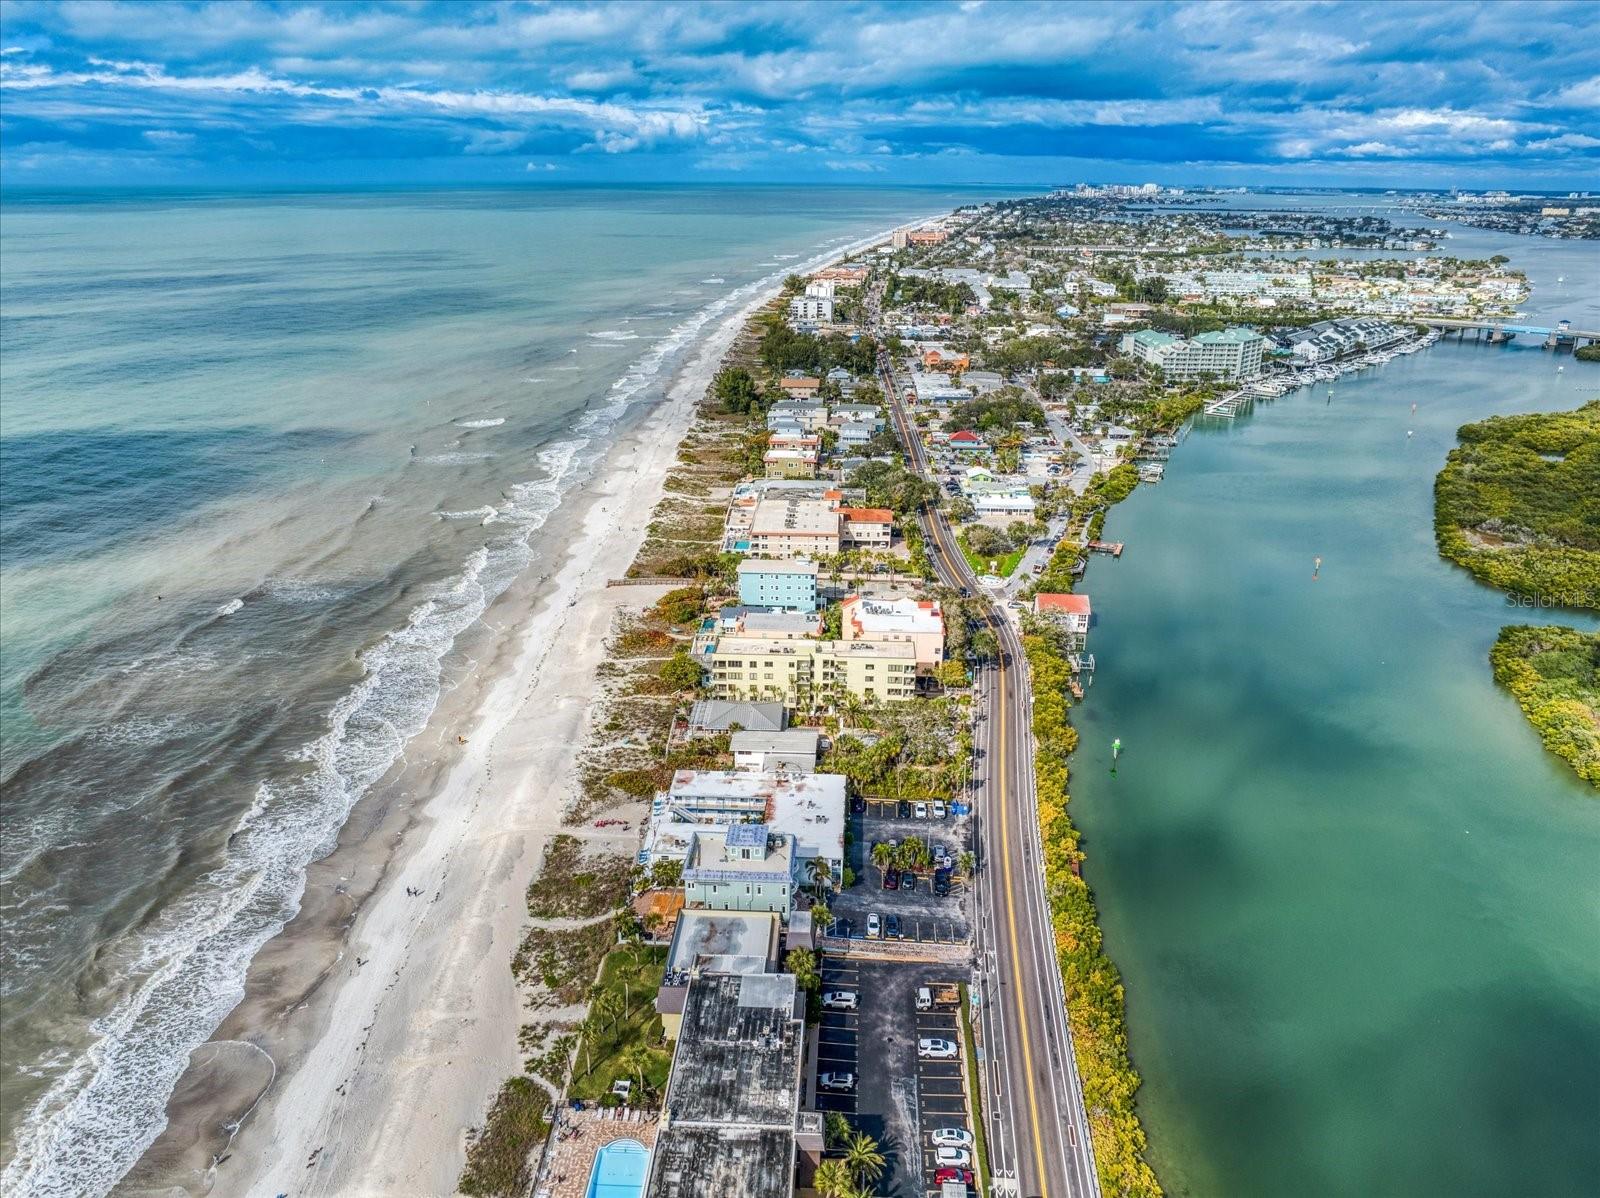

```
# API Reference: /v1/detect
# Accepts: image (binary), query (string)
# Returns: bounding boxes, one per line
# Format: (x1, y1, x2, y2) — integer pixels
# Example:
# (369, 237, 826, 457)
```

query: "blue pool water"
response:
(586, 1138, 649, 1198)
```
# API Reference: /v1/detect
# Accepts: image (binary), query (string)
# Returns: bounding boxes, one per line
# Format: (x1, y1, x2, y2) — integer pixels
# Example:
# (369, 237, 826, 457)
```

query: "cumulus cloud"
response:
(0, 0, 1592, 184)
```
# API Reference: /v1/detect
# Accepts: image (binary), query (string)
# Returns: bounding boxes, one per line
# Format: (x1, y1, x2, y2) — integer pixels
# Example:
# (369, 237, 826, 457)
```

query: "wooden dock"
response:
(1087, 541, 1124, 557)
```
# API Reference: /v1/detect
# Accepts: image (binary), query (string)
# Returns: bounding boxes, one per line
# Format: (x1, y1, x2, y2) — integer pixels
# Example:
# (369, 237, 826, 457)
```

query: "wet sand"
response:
(116, 216, 930, 1198)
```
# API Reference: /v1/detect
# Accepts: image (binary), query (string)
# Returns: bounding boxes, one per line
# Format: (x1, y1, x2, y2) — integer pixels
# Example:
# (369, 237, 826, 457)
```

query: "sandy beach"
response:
(116, 216, 936, 1198)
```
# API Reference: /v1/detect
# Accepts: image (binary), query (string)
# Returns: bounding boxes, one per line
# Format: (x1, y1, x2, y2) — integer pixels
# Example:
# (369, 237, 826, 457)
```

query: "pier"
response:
(1203, 392, 1249, 418)
(1087, 540, 1124, 557)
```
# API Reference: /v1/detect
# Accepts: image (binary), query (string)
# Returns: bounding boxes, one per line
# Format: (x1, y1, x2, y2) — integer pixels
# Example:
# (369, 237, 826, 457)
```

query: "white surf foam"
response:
(214, 598, 244, 617)
(454, 417, 506, 429)
(1, 213, 936, 1198)
(588, 330, 640, 342)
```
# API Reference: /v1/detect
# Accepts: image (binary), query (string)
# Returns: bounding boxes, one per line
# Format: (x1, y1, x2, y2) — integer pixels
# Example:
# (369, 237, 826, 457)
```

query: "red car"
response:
(934, 1166, 974, 1185)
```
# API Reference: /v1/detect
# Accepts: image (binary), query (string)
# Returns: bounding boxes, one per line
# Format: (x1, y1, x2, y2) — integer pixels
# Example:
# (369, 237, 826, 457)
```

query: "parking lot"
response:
(831, 801, 973, 944)
(814, 957, 976, 1196)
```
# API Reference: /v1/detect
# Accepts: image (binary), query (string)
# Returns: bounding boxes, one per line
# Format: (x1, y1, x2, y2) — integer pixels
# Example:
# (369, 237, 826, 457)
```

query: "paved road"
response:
(878, 346, 1101, 1198)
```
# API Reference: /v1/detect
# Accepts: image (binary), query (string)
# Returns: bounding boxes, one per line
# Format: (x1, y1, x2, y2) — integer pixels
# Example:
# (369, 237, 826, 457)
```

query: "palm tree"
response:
(593, 991, 624, 1034)
(844, 1131, 886, 1188)
(870, 842, 894, 871)
(808, 856, 833, 895)
(578, 1010, 604, 1077)
(813, 1159, 858, 1198)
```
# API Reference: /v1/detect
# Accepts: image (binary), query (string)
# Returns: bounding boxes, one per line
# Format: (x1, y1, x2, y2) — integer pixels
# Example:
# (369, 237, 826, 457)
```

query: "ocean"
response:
(0, 184, 983, 1194)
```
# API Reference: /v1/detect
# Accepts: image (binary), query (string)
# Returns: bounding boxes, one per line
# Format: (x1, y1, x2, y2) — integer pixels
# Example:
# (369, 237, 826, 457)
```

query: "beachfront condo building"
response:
(682, 824, 798, 914)
(645, 768, 845, 881)
(707, 636, 918, 708)
(748, 497, 841, 557)
(838, 506, 894, 551)
(763, 447, 818, 479)
(1121, 327, 1266, 381)
(839, 594, 945, 670)
(735, 559, 819, 610)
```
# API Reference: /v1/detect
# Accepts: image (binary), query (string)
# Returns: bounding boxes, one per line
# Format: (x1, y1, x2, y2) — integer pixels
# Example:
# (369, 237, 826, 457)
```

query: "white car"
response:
(918, 1037, 959, 1059)
(932, 801, 948, 819)
(821, 990, 858, 1011)
(866, 913, 882, 939)
(930, 1127, 973, 1148)
(935, 1146, 972, 1167)
(914, 801, 929, 819)
(818, 1072, 856, 1092)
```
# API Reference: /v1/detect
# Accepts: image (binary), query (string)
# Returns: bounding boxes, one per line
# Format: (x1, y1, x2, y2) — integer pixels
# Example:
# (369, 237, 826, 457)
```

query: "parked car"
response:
(931, 1128, 973, 1148)
(932, 801, 948, 819)
(900, 872, 916, 893)
(821, 991, 858, 1011)
(935, 1146, 972, 1167)
(885, 914, 902, 939)
(866, 913, 881, 939)
(882, 868, 900, 891)
(914, 801, 929, 819)
(933, 868, 952, 897)
(897, 800, 912, 818)
(850, 796, 866, 815)
(818, 1072, 856, 1092)
(918, 1038, 959, 1059)
(934, 1167, 975, 1185)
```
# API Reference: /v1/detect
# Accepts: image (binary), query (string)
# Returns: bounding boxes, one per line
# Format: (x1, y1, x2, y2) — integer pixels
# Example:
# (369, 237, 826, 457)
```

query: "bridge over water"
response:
(1423, 317, 1597, 347)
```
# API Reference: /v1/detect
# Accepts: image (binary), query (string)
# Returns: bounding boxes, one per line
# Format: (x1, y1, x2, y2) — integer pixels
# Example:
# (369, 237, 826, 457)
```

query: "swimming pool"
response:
(585, 1137, 650, 1198)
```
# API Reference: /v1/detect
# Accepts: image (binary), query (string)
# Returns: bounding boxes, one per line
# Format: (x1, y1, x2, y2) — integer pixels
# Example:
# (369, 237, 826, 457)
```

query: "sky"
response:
(1, 0, 1597, 190)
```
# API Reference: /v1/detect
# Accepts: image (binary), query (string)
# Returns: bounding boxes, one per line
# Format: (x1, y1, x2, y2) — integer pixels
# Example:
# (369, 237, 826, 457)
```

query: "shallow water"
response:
(1072, 336, 1600, 1194)
(0, 184, 988, 1194)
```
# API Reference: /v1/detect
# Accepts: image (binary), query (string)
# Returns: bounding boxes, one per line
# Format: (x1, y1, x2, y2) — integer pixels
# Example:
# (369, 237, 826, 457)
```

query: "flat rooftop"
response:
(661, 971, 802, 1126)
(665, 909, 778, 977)
(842, 595, 943, 636)
(666, 770, 845, 863)
(750, 497, 840, 537)
(736, 558, 818, 576)
(646, 1126, 795, 1198)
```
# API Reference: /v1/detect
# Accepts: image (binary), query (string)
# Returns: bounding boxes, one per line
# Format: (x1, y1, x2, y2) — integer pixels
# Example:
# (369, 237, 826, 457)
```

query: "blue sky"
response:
(1, 0, 1597, 189)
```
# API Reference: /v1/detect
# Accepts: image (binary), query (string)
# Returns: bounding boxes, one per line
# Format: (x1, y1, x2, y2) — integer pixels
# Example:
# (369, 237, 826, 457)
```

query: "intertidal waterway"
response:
(1071, 206, 1599, 1196)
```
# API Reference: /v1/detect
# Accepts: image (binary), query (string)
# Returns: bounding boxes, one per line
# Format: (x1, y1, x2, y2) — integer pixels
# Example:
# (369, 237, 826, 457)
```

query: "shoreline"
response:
(117, 213, 939, 1197)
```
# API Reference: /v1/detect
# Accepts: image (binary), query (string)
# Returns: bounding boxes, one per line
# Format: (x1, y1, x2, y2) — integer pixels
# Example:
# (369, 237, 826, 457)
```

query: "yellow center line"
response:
(920, 496, 1052, 1197)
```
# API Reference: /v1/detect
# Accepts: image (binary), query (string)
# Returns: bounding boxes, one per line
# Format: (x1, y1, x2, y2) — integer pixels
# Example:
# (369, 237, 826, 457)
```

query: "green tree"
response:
(824, 1111, 854, 1150)
(813, 1159, 859, 1198)
(648, 858, 684, 889)
(808, 856, 834, 894)
(895, 836, 932, 873)
(659, 650, 704, 692)
(786, 947, 820, 992)
(844, 1131, 886, 1188)
(655, 586, 704, 626)
(712, 366, 763, 415)
(957, 850, 976, 877)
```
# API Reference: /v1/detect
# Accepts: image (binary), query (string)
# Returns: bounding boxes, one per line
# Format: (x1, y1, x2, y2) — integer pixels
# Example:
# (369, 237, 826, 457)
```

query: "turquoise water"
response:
(0, 185, 993, 1195)
(586, 1137, 650, 1198)
(1071, 336, 1600, 1196)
